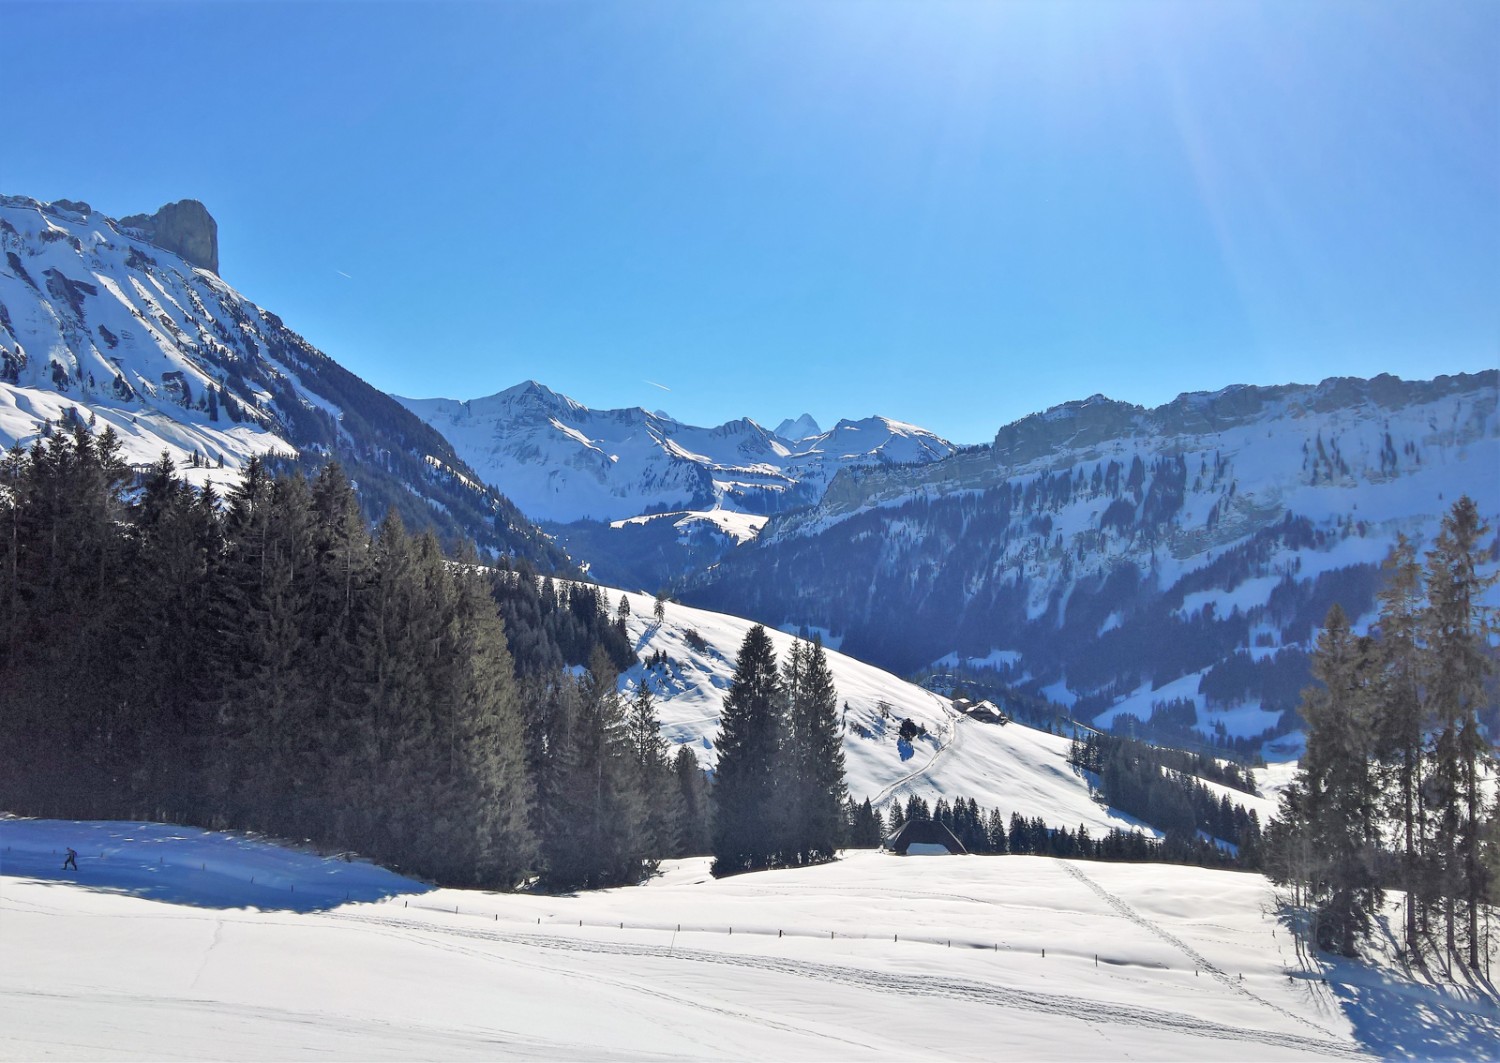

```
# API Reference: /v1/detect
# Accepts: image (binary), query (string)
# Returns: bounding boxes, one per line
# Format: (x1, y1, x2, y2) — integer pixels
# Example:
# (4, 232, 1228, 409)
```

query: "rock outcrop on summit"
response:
(119, 199, 219, 275)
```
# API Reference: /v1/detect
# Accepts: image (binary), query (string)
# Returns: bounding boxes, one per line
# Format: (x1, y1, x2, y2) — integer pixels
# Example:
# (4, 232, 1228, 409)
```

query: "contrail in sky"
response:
(646, 380, 671, 391)
(336, 270, 352, 279)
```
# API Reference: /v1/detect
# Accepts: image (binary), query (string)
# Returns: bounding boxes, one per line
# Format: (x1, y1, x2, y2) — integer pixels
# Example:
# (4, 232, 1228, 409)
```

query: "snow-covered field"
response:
(7, 818, 1495, 1061)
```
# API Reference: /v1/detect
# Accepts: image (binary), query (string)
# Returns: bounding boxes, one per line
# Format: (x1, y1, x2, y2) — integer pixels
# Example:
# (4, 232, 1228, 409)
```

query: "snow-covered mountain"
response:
(687, 372, 1500, 756)
(397, 382, 957, 524)
(774, 412, 821, 441)
(0, 195, 566, 567)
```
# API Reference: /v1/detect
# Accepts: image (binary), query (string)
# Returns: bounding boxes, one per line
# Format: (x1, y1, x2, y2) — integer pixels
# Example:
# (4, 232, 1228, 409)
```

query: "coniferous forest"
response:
(1264, 498, 1499, 966)
(0, 426, 710, 889)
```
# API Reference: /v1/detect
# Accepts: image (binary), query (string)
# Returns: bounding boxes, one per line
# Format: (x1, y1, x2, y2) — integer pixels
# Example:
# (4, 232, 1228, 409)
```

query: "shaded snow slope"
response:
(0, 819, 425, 911)
(397, 381, 957, 524)
(8, 819, 1497, 1060)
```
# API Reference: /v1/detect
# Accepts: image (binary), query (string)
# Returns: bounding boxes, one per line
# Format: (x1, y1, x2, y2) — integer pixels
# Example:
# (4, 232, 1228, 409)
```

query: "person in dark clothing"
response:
(62, 847, 78, 871)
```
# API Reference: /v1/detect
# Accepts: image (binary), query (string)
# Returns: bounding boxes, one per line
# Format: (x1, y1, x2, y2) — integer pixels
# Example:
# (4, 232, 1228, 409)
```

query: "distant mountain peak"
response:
(774, 413, 821, 441)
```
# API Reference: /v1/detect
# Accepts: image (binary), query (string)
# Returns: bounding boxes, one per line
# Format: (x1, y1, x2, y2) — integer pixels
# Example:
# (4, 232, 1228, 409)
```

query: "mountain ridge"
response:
(685, 368, 1499, 756)
(397, 382, 957, 525)
(0, 194, 568, 568)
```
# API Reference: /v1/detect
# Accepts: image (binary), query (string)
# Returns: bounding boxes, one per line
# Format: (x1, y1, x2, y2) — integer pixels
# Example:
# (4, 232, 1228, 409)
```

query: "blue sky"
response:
(4, 1, 1495, 444)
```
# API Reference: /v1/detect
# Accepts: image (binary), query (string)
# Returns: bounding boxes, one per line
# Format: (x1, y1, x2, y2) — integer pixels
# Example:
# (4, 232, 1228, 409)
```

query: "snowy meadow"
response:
(4, 818, 1497, 1061)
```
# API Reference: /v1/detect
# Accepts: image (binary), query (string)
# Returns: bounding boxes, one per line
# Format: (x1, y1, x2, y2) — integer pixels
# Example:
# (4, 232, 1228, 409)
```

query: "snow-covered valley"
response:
(4, 818, 1496, 1061)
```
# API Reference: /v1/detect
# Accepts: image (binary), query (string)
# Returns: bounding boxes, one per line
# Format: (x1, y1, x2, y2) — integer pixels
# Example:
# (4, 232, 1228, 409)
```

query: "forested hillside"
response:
(0, 426, 692, 888)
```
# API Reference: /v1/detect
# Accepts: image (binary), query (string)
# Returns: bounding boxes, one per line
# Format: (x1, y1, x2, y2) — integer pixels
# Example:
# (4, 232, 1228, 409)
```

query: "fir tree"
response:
(439, 552, 535, 887)
(123, 452, 222, 817)
(671, 745, 712, 856)
(1268, 605, 1382, 955)
(712, 625, 784, 875)
(626, 680, 677, 859)
(885, 799, 905, 835)
(542, 650, 648, 890)
(783, 637, 848, 864)
(1369, 534, 1429, 953)
(1422, 496, 1496, 966)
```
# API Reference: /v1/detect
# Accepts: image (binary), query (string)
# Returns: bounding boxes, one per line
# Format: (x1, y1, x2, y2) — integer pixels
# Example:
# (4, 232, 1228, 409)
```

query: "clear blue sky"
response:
(5, 1, 1496, 444)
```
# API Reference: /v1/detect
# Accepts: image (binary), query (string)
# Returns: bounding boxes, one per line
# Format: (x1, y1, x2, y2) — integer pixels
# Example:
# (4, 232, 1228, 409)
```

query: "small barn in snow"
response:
(883, 818, 967, 855)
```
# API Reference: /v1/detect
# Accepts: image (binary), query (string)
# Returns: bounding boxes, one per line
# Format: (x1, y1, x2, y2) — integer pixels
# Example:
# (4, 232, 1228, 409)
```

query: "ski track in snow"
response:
(866, 689, 962, 806)
(3, 986, 675, 1062)
(1058, 862, 1331, 1038)
(328, 910, 1367, 1059)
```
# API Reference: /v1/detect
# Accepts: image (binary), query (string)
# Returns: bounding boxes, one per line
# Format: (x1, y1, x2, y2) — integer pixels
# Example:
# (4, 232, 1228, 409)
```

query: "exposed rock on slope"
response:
(0, 194, 567, 567)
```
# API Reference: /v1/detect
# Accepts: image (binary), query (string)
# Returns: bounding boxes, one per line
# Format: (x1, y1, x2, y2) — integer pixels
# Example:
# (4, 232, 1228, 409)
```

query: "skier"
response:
(62, 847, 78, 871)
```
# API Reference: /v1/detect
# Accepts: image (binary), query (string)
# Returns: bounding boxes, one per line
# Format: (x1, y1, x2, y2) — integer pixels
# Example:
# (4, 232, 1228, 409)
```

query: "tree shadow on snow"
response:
(1278, 907, 1500, 1060)
(1328, 974, 1500, 1061)
(0, 819, 432, 913)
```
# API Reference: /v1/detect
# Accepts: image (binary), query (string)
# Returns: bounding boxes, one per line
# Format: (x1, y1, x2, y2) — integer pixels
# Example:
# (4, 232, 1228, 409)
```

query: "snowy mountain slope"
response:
(397, 381, 957, 524)
(603, 587, 1279, 832)
(8, 819, 1496, 1060)
(0, 195, 566, 566)
(687, 372, 1499, 755)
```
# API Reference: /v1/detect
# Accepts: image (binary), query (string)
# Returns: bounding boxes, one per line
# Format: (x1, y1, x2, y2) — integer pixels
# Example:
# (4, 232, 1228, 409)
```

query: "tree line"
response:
(883, 791, 1245, 869)
(1264, 496, 1498, 965)
(1069, 731, 1264, 863)
(0, 426, 708, 889)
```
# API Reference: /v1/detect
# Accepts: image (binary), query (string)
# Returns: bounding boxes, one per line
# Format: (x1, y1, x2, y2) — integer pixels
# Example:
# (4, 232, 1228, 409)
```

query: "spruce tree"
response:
(1269, 605, 1382, 955)
(525, 671, 586, 886)
(712, 624, 783, 874)
(539, 650, 647, 889)
(886, 799, 905, 834)
(440, 553, 535, 887)
(784, 637, 848, 864)
(1422, 495, 1496, 967)
(626, 680, 676, 859)
(124, 453, 222, 818)
(671, 745, 712, 856)
(1369, 534, 1429, 953)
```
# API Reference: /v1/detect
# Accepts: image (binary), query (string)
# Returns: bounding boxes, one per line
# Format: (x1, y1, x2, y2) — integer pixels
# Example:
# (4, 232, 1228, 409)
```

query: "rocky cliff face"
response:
(119, 200, 219, 274)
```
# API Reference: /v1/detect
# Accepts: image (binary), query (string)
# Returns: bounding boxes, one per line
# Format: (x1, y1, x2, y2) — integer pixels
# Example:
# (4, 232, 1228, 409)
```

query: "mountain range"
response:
(686, 372, 1499, 752)
(4, 194, 1496, 758)
(398, 382, 955, 524)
